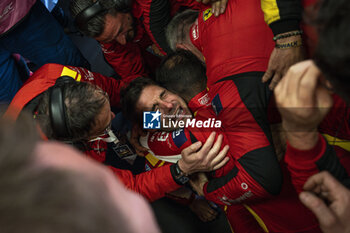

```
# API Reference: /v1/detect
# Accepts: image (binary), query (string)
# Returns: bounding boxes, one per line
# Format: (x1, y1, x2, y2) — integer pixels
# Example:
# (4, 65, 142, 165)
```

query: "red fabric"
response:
(190, 0, 274, 86)
(284, 134, 326, 192)
(108, 164, 180, 202)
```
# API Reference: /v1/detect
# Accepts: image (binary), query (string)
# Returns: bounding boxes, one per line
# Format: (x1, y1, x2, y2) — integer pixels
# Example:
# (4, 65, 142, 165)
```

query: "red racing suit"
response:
(101, 0, 201, 79)
(142, 89, 278, 202)
(4, 63, 180, 202)
(185, 0, 320, 231)
(284, 94, 350, 193)
(190, 0, 274, 86)
(186, 0, 282, 204)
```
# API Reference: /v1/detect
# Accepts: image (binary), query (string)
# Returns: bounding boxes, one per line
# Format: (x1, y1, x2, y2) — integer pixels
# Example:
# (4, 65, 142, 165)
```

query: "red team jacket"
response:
(4, 63, 180, 202)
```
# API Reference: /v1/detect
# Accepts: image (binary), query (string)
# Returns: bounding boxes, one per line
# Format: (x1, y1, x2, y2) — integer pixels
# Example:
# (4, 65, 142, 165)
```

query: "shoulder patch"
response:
(145, 163, 151, 171)
(172, 129, 188, 148)
(203, 8, 213, 21)
(211, 94, 223, 116)
(198, 93, 210, 106)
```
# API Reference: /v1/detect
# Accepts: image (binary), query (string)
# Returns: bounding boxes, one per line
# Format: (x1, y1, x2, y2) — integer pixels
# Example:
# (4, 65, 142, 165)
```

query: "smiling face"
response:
(136, 85, 192, 131)
(95, 12, 135, 44)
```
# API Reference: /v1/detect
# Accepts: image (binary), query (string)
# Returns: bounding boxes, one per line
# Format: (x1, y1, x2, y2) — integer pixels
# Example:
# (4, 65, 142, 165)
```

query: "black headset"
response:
(75, 0, 132, 32)
(49, 76, 76, 139)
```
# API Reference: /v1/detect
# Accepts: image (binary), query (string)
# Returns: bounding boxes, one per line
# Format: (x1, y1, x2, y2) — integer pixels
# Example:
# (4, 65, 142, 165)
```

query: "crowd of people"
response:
(1, 0, 350, 232)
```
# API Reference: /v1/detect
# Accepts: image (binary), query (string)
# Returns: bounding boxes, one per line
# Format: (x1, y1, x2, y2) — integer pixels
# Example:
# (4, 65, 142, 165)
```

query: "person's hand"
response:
(178, 132, 229, 175)
(129, 125, 148, 156)
(262, 33, 305, 90)
(151, 44, 165, 57)
(196, 0, 228, 16)
(299, 171, 350, 233)
(189, 172, 208, 196)
(189, 198, 218, 222)
(274, 60, 333, 150)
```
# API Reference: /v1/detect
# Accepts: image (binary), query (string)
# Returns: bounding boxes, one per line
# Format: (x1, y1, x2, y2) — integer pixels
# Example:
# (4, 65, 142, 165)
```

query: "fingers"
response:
(269, 73, 282, 90)
(299, 191, 337, 227)
(219, 0, 228, 14)
(262, 68, 274, 83)
(205, 208, 218, 220)
(198, 0, 210, 4)
(211, 145, 229, 170)
(212, 0, 227, 16)
(129, 133, 148, 156)
(298, 63, 322, 105)
(182, 141, 202, 157)
(207, 134, 223, 159)
(200, 132, 216, 157)
(275, 60, 316, 107)
(303, 171, 347, 202)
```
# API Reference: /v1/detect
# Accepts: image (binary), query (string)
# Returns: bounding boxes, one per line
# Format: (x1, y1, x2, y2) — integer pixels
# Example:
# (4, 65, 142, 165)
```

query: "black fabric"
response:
(151, 197, 232, 233)
(342, 178, 350, 189)
(214, 72, 265, 83)
(270, 19, 300, 36)
(270, 0, 302, 35)
(189, 130, 198, 144)
(238, 145, 282, 195)
(214, 72, 283, 195)
(316, 142, 349, 182)
(206, 166, 239, 193)
(216, 72, 273, 143)
(104, 142, 145, 175)
(149, 0, 172, 54)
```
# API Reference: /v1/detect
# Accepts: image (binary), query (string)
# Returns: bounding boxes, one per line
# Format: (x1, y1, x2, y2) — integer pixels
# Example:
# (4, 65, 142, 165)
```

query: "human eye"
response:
(160, 90, 166, 99)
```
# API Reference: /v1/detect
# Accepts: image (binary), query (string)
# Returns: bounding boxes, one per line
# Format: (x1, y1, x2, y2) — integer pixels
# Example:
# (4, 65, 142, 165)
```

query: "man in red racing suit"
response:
(149, 0, 323, 230)
(3, 63, 195, 202)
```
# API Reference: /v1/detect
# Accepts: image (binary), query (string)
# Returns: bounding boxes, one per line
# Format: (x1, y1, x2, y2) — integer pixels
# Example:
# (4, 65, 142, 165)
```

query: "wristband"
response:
(275, 40, 302, 49)
(273, 30, 303, 41)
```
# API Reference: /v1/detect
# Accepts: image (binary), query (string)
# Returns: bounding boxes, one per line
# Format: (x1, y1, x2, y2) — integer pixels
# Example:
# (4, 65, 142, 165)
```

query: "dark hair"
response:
(314, 0, 350, 102)
(120, 77, 157, 126)
(0, 116, 133, 233)
(70, 0, 131, 37)
(166, 9, 199, 51)
(36, 82, 107, 142)
(156, 49, 207, 101)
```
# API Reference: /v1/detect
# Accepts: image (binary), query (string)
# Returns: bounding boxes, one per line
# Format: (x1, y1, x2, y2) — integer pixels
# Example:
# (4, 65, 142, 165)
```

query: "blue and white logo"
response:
(143, 111, 161, 129)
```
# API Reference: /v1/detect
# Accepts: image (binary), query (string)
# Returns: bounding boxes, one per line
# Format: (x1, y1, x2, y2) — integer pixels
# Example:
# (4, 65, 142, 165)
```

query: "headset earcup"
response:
(49, 76, 76, 139)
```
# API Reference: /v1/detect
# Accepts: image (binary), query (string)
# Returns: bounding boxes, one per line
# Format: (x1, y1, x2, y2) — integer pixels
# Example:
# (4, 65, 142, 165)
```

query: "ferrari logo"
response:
(203, 8, 213, 21)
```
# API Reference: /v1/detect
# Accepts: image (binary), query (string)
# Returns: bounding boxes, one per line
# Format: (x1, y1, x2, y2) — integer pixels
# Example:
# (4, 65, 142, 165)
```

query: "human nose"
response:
(159, 100, 173, 112)
(117, 34, 127, 45)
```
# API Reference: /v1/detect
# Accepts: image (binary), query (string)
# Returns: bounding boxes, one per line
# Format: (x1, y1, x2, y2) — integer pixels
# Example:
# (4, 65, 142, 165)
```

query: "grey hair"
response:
(166, 9, 199, 51)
